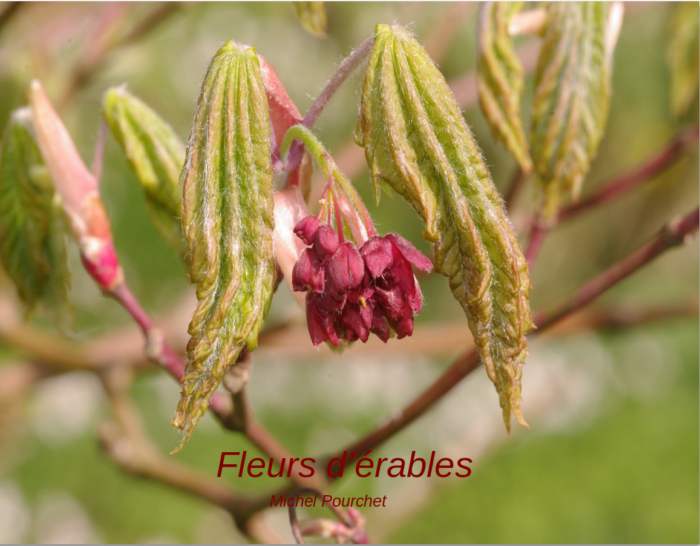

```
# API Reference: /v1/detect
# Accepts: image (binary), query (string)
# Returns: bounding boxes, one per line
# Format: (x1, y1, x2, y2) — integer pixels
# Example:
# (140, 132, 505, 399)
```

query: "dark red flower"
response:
(292, 248, 324, 292)
(293, 215, 320, 245)
(327, 243, 364, 296)
(291, 217, 432, 346)
(314, 225, 339, 259)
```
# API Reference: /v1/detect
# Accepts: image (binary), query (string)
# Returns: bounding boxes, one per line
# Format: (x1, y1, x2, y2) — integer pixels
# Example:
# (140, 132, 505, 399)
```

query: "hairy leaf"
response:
(103, 87, 187, 261)
(477, 2, 532, 174)
(530, 2, 610, 221)
(173, 40, 276, 450)
(293, 1, 328, 38)
(667, 2, 699, 118)
(0, 109, 71, 326)
(356, 24, 532, 431)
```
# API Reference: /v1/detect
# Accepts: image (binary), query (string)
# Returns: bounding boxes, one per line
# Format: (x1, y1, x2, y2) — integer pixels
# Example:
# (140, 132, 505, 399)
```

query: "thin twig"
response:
(524, 222, 549, 265)
(557, 126, 699, 223)
(108, 286, 187, 381)
(302, 35, 374, 131)
(523, 126, 698, 267)
(289, 491, 306, 544)
(535, 208, 699, 330)
(323, 207, 699, 471)
(284, 35, 374, 175)
(97, 365, 276, 542)
(108, 284, 324, 488)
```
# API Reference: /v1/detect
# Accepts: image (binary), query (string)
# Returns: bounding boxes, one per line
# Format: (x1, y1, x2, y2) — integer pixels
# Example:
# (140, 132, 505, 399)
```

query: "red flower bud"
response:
(306, 292, 339, 346)
(340, 303, 371, 343)
(359, 236, 394, 277)
(292, 247, 325, 292)
(292, 220, 432, 346)
(327, 243, 364, 296)
(294, 216, 320, 245)
(385, 233, 433, 271)
(314, 224, 340, 258)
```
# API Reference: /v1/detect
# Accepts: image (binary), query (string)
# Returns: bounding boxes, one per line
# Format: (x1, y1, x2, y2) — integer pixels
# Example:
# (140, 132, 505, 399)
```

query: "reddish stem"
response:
(524, 222, 549, 265)
(302, 35, 374, 131)
(326, 350, 480, 470)
(333, 191, 345, 244)
(108, 285, 232, 416)
(284, 35, 374, 174)
(535, 208, 699, 330)
(558, 126, 699, 223)
(524, 127, 697, 269)
(325, 207, 699, 471)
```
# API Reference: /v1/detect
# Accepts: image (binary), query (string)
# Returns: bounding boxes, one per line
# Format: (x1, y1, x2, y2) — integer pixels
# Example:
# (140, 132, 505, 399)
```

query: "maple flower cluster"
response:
(292, 216, 432, 346)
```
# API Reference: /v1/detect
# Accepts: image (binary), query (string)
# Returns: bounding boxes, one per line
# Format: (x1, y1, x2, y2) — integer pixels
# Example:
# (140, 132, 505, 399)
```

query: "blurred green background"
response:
(0, 2, 697, 543)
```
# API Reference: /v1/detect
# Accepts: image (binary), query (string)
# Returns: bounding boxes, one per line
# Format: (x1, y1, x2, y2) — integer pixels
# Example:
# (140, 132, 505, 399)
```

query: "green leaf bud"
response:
(357, 24, 532, 431)
(530, 2, 611, 221)
(0, 108, 71, 327)
(102, 87, 188, 261)
(173, 40, 276, 451)
(477, 2, 533, 174)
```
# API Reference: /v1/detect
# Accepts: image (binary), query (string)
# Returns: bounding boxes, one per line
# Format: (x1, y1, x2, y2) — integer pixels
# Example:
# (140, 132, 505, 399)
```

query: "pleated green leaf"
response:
(356, 24, 532, 431)
(102, 87, 187, 261)
(0, 109, 71, 326)
(667, 2, 699, 118)
(293, 1, 328, 38)
(530, 2, 610, 221)
(173, 41, 276, 450)
(477, 2, 532, 174)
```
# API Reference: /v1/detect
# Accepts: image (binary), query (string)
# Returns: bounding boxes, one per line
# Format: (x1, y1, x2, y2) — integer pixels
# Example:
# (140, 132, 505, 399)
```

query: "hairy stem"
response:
(302, 35, 374, 130)
(283, 35, 374, 175)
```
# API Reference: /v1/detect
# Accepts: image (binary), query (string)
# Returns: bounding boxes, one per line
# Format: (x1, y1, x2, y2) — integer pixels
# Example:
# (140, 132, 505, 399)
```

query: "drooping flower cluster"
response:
(292, 216, 432, 346)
